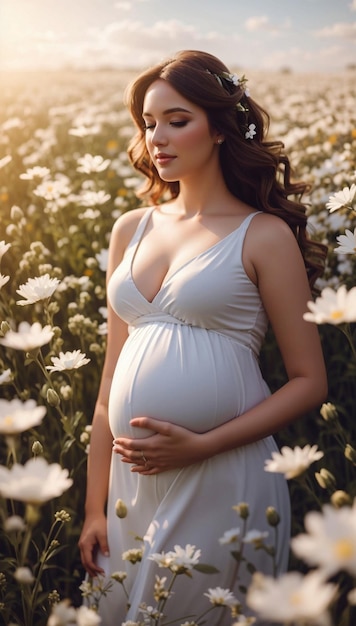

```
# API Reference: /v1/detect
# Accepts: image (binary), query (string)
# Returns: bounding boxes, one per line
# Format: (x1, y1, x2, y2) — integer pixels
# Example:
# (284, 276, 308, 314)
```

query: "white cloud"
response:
(244, 15, 291, 36)
(88, 18, 226, 67)
(314, 22, 356, 39)
(114, 0, 149, 7)
(245, 15, 270, 31)
(115, 2, 132, 10)
(253, 42, 354, 73)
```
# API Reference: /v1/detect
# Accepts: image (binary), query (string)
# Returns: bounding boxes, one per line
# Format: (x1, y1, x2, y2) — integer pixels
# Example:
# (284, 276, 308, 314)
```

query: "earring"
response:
(217, 138, 224, 144)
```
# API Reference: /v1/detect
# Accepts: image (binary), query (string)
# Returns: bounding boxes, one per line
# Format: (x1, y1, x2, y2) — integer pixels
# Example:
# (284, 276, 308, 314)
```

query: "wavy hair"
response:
(125, 50, 326, 290)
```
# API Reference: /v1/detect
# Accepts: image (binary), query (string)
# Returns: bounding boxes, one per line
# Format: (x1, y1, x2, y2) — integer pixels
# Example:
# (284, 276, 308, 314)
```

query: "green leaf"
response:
(193, 563, 220, 574)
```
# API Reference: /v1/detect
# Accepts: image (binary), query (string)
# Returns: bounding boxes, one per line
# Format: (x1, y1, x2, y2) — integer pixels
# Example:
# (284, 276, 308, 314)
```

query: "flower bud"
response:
(344, 444, 356, 465)
(47, 388, 60, 407)
(4, 515, 26, 533)
(331, 490, 352, 508)
(54, 510, 71, 523)
(67, 302, 78, 315)
(111, 571, 127, 583)
(14, 567, 34, 585)
(320, 402, 338, 422)
(25, 504, 41, 527)
(6, 224, 18, 237)
(60, 385, 73, 400)
(115, 498, 127, 519)
(52, 326, 62, 339)
(315, 468, 336, 490)
(48, 302, 60, 315)
(85, 257, 97, 269)
(48, 589, 61, 606)
(266, 506, 280, 527)
(232, 502, 249, 520)
(89, 342, 102, 354)
(10, 204, 24, 222)
(32, 440, 43, 456)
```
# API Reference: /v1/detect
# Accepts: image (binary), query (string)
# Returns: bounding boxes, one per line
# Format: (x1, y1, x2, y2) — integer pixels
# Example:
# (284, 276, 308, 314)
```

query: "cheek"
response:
(178, 124, 214, 150)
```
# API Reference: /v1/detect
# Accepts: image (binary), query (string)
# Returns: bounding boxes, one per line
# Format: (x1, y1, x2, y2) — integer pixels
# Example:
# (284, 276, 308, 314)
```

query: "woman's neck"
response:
(174, 173, 234, 217)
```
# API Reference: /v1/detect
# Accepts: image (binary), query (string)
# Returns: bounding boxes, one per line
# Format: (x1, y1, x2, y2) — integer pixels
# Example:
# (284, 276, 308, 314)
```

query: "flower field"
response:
(0, 68, 355, 625)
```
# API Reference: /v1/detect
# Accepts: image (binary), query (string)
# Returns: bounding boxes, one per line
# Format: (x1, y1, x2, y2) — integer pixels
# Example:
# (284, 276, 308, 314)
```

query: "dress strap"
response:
(129, 207, 156, 248)
(240, 211, 262, 235)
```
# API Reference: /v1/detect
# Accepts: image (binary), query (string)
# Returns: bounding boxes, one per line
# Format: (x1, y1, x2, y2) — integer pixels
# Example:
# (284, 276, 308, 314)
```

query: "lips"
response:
(155, 153, 176, 165)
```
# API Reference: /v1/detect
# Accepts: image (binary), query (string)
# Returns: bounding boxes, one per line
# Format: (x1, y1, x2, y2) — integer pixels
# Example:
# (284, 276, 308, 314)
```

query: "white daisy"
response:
(304, 285, 356, 325)
(0, 457, 73, 505)
(204, 586, 238, 607)
(46, 349, 90, 372)
(219, 528, 241, 544)
(0, 240, 11, 260)
(16, 274, 60, 305)
(291, 501, 356, 577)
(264, 444, 324, 479)
(0, 321, 54, 350)
(326, 184, 356, 212)
(247, 570, 336, 624)
(0, 398, 46, 434)
(19, 166, 50, 180)
(334, 228, 356, 254)
(77, 153, 111, 174)
(0, 274, 10, 290)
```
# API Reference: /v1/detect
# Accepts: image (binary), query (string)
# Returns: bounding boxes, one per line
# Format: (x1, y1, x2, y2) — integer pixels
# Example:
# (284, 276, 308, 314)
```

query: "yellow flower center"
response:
(106, 139, 118, 151)
(333, 539, 354, 560)
(4, 415, 14, 425)
(290, 591, 302, 606)
(330, 309, 344, 321)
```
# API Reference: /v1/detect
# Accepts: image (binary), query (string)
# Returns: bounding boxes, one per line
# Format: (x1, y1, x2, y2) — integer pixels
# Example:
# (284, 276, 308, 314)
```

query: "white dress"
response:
(95, 208, 291, 625)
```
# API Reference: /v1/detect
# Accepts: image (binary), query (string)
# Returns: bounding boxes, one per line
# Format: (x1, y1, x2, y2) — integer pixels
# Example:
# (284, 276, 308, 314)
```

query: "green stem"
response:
(272, 526, 278, 577)
(339, 324, 356, 362)
(30, 519, 64, 611)
(297, 473, 324, 509)
(156, 572, 178, 624)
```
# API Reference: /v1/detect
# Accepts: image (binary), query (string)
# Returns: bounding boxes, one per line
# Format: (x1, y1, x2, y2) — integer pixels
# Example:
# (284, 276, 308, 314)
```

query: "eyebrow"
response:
(142, 107, 193, 117)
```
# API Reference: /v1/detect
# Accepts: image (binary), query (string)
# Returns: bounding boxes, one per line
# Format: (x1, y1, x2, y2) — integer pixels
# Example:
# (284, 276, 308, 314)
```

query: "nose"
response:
(150, 124, 168, 146)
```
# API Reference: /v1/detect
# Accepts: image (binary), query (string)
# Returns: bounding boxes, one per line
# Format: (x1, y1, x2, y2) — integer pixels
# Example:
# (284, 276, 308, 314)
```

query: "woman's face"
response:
(142, 79, 220, 184)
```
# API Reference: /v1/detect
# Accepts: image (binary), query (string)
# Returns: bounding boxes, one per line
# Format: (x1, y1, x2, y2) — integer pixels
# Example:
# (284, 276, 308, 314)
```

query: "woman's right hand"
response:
(78, 513, 110, 578)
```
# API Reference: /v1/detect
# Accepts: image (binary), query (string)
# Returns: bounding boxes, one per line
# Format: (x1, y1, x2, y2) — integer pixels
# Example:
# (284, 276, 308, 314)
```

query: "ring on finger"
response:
(140, 450, 148, 464)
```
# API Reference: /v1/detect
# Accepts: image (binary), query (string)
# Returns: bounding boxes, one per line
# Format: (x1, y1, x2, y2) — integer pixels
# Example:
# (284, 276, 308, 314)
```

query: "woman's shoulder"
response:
(244, 211, 302, 279)
(249, 211, 296, 246)
(111, 206, 152, 247)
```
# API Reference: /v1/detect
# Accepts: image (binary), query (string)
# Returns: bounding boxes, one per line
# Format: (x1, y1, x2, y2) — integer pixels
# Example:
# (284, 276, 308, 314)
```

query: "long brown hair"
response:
(125, 49, 326, 290)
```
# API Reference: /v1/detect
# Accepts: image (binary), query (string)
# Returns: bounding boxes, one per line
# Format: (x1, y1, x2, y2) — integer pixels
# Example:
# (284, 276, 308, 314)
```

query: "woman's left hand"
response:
(112, 417, 210, 474)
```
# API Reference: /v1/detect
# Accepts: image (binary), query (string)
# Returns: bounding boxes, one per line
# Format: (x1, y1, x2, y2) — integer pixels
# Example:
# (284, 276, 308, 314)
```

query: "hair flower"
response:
(245, 124, 256, 140)
(225, 72, 239, 86)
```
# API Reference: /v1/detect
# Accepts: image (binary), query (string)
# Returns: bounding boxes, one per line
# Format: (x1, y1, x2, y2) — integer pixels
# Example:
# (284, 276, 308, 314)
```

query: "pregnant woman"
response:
(79, 50, 327, 625)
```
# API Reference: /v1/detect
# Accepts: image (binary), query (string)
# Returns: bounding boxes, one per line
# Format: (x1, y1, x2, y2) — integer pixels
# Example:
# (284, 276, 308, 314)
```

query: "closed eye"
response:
(170, 120, 188, 127)
(143, 120, 189, 131)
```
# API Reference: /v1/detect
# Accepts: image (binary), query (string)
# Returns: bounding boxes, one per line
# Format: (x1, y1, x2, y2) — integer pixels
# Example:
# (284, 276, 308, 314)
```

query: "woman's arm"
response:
(79, 209, 146, 575)
(113, 214, 327, 473)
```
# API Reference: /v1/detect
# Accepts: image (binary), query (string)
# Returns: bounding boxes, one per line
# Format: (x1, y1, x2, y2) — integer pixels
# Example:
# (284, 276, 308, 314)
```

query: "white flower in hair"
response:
(245, 124, 256, 139)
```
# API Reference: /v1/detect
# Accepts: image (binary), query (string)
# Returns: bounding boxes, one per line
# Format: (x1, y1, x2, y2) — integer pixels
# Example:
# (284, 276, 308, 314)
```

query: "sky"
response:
(0, 0, 355, 73)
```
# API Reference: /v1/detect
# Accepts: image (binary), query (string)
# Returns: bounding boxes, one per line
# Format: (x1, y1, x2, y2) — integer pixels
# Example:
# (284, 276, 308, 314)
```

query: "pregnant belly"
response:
(108, 323, 264, 438)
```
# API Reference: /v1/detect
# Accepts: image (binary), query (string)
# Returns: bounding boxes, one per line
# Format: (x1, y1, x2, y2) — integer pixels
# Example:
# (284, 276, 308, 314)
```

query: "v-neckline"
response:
(129, 209, 258, 305)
